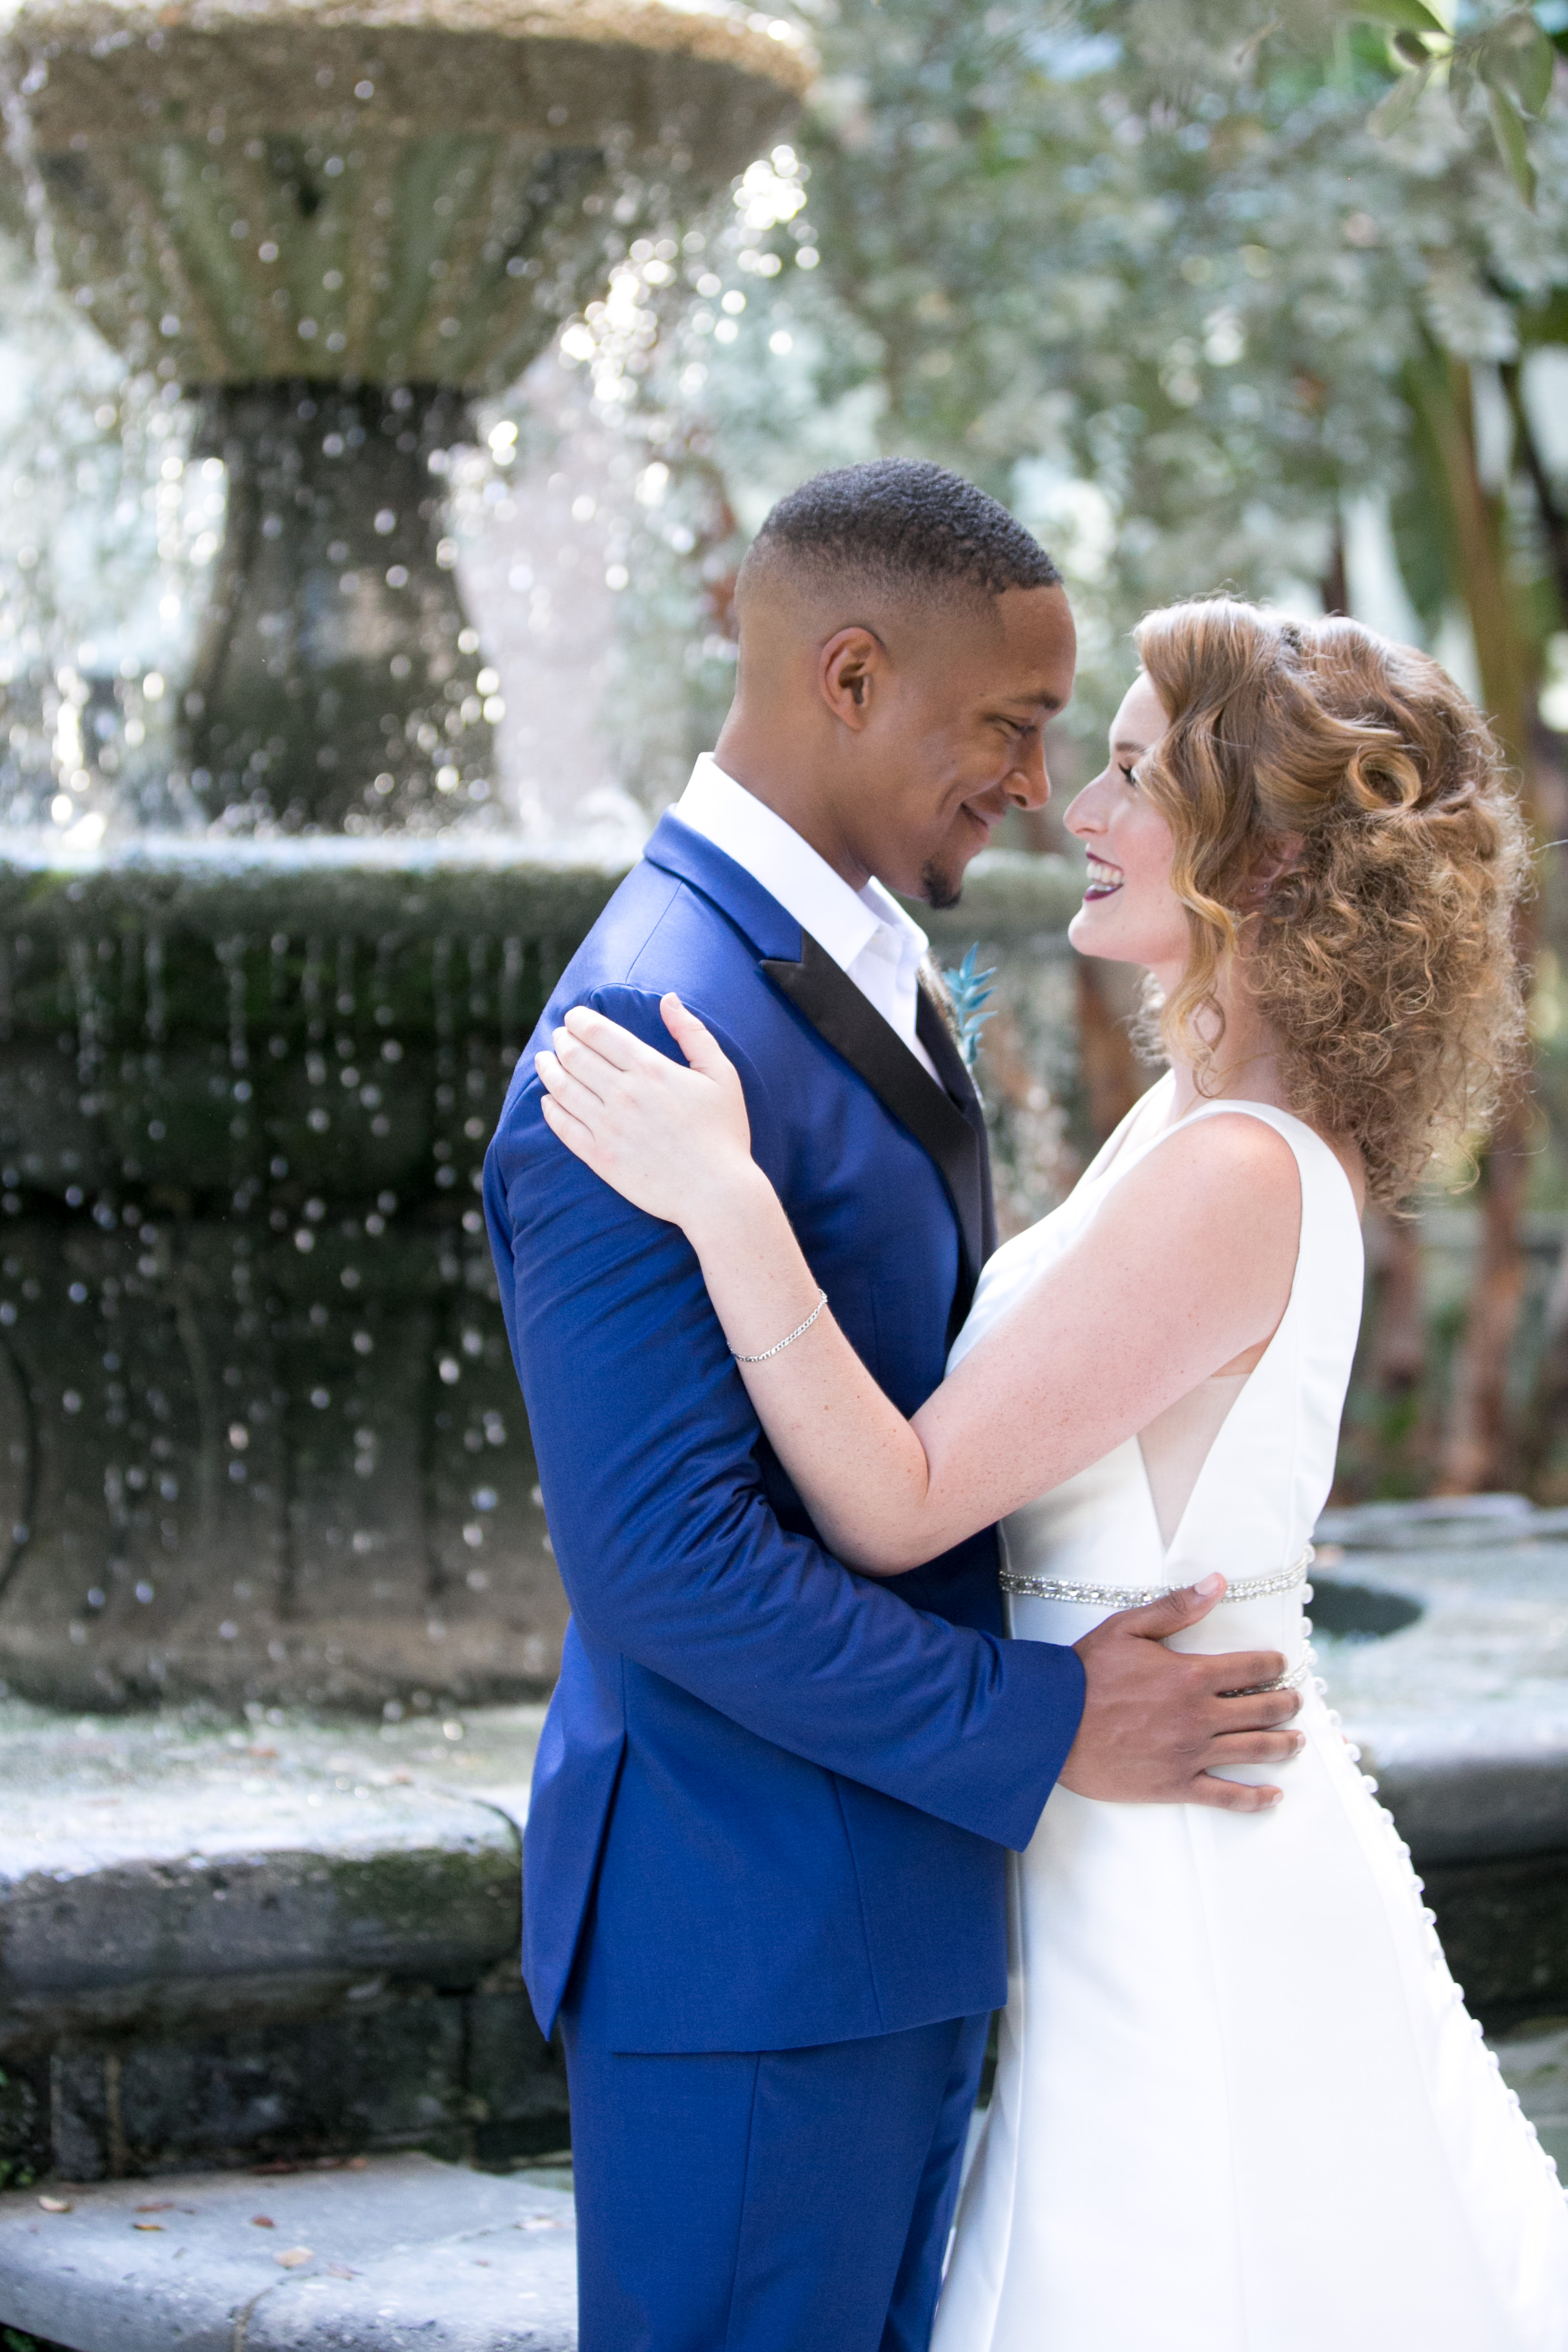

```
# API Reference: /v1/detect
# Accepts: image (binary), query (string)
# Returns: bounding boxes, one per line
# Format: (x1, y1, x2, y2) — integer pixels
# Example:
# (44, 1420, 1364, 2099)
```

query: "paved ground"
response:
(0, 2153, 575, 2351)
(7, 2050, 1562, 2352)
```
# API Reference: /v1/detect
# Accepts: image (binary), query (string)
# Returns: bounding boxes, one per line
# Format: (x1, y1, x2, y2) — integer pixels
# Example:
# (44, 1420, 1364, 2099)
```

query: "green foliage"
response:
(1338, 0, 1558, 200)
(1488, 82, 1538, 202)
(599, 0, 1567, 753)
(1349, 0, 1448, 35)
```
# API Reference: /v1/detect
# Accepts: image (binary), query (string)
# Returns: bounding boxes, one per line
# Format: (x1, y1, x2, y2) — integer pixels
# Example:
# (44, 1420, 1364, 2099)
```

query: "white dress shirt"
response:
(673, 753, 940, 1081)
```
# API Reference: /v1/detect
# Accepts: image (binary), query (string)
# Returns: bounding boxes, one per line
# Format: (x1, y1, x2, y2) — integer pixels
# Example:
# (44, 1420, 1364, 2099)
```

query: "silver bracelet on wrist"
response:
(731, 1289, 828, 1364)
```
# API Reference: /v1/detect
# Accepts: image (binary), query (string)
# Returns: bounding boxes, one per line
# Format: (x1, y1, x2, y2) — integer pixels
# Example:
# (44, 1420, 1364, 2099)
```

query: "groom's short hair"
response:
(746, 459, 1061, 604)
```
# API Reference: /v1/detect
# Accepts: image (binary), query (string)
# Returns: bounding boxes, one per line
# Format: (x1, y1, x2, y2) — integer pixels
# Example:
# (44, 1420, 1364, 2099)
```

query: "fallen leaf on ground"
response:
(132, 2222, 164, 2232)
(135, 2201, 175, 2213)
(37, 2197, 71, 2213)
(275, 2246, 313, 2268)
(251, 2215, 275, 2228)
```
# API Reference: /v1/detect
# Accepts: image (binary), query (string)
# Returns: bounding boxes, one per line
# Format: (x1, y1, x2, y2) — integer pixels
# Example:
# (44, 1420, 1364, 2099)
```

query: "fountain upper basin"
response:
(1, 0, 810, 388)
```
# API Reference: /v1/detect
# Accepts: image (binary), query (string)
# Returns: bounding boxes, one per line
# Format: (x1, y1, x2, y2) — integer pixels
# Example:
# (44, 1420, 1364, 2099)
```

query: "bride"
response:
(535, 597, 1568, 2350)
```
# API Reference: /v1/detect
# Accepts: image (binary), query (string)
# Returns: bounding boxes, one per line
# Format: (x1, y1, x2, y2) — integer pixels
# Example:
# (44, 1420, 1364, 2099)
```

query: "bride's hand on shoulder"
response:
(536, 993, 760, 1230)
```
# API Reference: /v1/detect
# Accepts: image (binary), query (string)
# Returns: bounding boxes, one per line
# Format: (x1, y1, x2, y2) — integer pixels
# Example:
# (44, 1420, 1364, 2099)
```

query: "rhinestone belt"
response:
(998, 1544, 1315, 1610)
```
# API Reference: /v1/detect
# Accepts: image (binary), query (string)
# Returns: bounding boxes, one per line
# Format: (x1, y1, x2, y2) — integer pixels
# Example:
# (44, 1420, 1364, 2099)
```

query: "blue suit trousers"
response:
(561, 2009, 989, 2352)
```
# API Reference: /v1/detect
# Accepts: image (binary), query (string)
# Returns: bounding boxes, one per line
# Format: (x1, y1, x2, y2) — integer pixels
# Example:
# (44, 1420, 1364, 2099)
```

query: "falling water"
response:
(0, 0, 809, 1705)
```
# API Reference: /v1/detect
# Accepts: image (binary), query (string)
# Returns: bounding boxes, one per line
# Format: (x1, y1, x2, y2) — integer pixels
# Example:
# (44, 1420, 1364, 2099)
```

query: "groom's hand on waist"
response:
(1057, 1573, 1305, 1813)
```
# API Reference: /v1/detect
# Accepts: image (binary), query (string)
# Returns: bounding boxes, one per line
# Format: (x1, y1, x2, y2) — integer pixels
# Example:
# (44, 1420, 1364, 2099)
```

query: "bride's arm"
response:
(537, 995, 1300, 1576)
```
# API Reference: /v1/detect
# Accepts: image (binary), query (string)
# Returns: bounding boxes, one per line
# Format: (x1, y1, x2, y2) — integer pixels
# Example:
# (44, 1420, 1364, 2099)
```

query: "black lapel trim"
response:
(760, 933, 987, 1333)
(917, 986, 998, 1269)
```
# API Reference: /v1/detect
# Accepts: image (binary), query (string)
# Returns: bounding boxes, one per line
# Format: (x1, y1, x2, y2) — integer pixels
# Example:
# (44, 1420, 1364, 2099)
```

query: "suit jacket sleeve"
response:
(486, 982, 1084, 1855)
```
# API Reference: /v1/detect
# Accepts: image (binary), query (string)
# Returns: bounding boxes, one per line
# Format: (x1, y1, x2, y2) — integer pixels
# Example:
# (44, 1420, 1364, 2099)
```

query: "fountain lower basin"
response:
(1313, 1495, 1568, 2022)
(0, 835, 1079, 1714)
(3, 1480, 1567, 2193)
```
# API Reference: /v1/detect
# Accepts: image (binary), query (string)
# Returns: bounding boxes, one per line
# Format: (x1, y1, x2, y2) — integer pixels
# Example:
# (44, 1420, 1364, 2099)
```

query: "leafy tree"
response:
(584, 0, 1568, 1490)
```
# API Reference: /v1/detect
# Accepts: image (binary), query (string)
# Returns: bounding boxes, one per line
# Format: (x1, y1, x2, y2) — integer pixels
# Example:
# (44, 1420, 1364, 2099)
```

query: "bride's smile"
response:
(1063, 669, 1190, 977)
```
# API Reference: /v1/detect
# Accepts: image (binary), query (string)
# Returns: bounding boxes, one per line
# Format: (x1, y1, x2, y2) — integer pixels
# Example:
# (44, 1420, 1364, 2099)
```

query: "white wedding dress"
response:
(933, 1075, 1568, 2352)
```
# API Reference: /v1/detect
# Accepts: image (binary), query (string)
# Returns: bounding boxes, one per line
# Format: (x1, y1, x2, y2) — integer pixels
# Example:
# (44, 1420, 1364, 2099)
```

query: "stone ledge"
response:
(0, 2151, 575, 2351)
(1, 1778, 522, 2052)
(0, 1708, 567, 2182)
(1312, 1507, 1568, 1866)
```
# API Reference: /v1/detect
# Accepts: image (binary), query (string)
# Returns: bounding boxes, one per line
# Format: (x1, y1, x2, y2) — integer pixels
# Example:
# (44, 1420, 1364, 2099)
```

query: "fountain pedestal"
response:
(187, 384, 491, 829)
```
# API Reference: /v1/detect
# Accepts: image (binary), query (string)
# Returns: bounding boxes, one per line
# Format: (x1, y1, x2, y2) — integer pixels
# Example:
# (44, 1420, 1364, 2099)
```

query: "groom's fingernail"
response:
(1194, 1573, 1226, 1599)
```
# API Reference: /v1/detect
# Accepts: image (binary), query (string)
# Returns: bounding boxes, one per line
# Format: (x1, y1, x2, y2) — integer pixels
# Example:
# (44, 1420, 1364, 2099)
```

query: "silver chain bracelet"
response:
(732, 1289, 828, 1364)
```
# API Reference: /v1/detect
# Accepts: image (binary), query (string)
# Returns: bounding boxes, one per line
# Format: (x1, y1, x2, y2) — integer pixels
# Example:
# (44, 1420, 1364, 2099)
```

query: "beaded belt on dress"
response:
(998, 1542, 1315, 1612)
(1000, 1545, 1316, 1694)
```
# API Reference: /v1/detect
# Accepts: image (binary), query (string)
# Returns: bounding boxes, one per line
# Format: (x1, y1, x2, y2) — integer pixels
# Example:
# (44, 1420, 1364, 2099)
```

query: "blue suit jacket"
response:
(484, 813, 1086, 2053)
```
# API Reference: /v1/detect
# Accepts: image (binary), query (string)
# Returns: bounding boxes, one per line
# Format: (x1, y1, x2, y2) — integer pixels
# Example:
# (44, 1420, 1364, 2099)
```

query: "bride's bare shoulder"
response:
(1096, 1110, 1302, 1255)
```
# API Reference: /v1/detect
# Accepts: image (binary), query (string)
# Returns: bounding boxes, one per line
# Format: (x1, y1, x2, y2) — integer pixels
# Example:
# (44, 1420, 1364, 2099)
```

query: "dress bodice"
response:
(948, 1073, 1366, 1679)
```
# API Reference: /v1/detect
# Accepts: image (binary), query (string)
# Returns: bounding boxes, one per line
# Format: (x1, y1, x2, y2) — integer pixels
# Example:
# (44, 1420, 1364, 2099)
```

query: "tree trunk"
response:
(1408, 352, 1540, 1493)
(1502, 360, 1568, 630)
(1408, 355, 1532, 768)
(1320, 518, 1349, 618)
(1522, 1214, 1568, 1498)
(1355, 1208, 1433, 1497)
(1438, 1093, 1532, 1495)
(1074, 960, 1146, 1148)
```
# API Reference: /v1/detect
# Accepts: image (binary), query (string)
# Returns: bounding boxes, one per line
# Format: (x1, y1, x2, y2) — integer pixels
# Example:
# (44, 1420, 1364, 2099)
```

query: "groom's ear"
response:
(819, 624, 891, 731)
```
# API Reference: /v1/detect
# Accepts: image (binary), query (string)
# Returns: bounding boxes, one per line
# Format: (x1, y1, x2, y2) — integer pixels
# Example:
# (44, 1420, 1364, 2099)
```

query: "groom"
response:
(485, 459, 1304, 2352)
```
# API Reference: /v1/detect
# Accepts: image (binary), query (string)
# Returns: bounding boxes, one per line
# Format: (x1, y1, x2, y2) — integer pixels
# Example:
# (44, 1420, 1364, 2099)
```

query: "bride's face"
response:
(1064, 673, 1189, 977)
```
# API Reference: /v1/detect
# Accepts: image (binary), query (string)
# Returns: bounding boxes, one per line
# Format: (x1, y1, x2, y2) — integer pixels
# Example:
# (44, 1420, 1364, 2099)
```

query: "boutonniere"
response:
(938, 945, 997, 1070)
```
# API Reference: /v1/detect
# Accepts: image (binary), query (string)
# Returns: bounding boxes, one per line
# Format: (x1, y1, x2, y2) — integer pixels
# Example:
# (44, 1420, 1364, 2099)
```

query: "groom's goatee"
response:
(922, 859, 964, 912)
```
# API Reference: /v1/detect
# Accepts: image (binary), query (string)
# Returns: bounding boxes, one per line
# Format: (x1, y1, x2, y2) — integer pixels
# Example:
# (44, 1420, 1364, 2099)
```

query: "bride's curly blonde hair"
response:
(1129, 597, 1529, 1206)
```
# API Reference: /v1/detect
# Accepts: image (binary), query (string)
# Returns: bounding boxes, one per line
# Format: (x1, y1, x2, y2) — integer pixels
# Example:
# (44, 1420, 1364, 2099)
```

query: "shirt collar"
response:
(675, 754, 929, 978)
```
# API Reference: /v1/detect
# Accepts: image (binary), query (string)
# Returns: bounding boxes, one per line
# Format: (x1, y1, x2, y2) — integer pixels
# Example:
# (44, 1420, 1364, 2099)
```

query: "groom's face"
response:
(830, 583, 1077, 907)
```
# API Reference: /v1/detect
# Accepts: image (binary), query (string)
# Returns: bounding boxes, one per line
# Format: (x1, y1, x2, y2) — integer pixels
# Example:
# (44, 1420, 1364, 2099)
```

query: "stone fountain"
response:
(0, 0, 1081, 1722)
(0, 0, 811, 824)
(0, 0, 822, 1711)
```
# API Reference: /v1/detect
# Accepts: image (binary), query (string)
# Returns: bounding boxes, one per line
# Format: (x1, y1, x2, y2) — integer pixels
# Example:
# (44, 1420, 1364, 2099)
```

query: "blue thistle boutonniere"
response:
(940, 945, 997, 1070)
